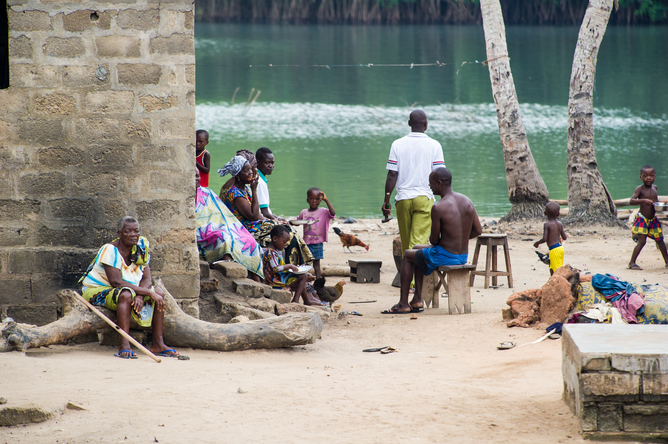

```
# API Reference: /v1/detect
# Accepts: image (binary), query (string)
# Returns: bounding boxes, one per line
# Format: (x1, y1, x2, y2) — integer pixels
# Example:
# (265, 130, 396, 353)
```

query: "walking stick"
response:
(73, 292, 161, 363)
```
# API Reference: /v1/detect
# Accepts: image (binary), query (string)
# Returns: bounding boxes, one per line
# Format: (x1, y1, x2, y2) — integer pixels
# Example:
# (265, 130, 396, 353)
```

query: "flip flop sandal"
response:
(628, 264, 643, 270)
(155, 348, 180, 358)
(114, 349, 138, 359)
(410, 306, 424, 313)
(381, 308, 412, 314)
(497, 342, 516, 350)
(363, 346, 390, 352)
(380, 347, 397, 354)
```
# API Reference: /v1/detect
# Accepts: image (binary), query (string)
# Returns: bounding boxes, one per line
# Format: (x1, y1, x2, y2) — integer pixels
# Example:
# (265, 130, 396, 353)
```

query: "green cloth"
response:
(82, 286, 155, 328)
(396, 196, 433, 255)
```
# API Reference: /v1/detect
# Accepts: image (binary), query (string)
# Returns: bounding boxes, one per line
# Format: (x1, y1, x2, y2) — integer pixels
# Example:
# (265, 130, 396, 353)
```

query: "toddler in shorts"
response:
(297, 187, 336, 280)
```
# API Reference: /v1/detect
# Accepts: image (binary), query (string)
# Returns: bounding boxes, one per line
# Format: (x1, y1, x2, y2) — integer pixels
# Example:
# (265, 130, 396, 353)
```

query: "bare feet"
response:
(305, 294, 327, 306)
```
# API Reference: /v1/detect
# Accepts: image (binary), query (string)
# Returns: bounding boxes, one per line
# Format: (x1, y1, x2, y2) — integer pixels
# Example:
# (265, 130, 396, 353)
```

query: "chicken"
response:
(332, 227, 369, 253)
(313, 277, 345, 304)
(535, 250, 550, 266)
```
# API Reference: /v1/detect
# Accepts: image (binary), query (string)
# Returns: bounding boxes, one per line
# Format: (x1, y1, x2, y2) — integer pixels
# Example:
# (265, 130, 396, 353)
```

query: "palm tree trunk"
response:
(480, 0, 549, 221)
(566, 0, 621, 225)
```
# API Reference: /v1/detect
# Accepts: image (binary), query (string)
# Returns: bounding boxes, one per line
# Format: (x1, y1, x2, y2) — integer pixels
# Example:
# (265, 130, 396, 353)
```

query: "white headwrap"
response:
(218, 155, 248, 177)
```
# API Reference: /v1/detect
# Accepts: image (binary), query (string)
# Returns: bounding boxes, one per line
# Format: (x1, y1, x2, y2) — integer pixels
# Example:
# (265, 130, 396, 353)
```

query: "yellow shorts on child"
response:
(549, 245, 565, 272)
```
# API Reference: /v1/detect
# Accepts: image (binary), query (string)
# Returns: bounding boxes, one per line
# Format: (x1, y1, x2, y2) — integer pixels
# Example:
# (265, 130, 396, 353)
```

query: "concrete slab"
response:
(565, 324, 668, 355)
(563, 324, 668, 439)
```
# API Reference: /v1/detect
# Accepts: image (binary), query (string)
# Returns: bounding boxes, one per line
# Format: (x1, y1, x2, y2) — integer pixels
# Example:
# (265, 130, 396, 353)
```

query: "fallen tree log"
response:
(0, 290, 107, 352)
(157, 279, 323, 350)
(1, 279, 323, 353)
(552, 196, 668, 208)
(302, 265, 350, 276)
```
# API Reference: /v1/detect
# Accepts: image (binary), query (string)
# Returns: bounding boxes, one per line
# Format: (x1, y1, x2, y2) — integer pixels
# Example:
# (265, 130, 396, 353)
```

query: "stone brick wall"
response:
(563, 325, 668, 440)
(0, 0, 199, 325)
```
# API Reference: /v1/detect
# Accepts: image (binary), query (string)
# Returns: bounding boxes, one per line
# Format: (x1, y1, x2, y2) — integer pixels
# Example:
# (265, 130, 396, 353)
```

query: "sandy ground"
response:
(2, 217, 667, 444)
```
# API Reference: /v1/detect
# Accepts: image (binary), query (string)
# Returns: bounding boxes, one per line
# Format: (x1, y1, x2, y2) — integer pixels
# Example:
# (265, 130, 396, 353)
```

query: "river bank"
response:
(1, 218, 665, 443)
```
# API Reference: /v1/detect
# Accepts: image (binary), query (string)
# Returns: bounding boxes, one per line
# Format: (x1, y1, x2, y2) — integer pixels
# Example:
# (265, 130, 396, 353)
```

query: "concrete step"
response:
(200, 277, 219, 293)
(199, 260, 209, 279)
(233, 279, 272, 298)
(213, 261, 248, 278)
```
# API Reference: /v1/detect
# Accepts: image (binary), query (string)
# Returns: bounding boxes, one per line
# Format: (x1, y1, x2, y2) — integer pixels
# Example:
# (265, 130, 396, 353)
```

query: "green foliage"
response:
(374, 0, 413, 7)
(620, 0, 668, 21)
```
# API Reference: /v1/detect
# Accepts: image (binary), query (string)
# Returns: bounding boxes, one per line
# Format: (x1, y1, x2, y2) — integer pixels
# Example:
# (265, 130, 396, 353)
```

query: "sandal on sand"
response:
(114, 349, 138, 359)
(628, 264, 643, 270)
(155, 348, 180, 358)
(497, 342, 516, 350)
(381, 307, 412, 314)
(363, 346, 390, 352)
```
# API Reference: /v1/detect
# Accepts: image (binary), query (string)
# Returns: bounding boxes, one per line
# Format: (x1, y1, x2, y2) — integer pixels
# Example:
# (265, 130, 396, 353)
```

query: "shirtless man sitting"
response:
(382, 167, 482, 314)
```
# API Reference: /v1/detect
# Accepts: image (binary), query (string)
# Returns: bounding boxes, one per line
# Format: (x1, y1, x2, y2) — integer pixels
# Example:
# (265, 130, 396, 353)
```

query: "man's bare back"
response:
(429, 191, 481, 255)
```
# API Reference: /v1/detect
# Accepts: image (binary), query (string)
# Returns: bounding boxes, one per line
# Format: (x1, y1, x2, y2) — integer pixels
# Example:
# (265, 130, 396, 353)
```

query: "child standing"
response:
(297, 188, 336, 280)
(534, 201, 567, 275)
(262, 225, 325, 306)
(195, 129, 211, 188)
(628, 165, 668, 270)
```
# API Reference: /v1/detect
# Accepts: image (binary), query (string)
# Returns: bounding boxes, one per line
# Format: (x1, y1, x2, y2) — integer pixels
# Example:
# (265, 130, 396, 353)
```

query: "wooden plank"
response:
(551, 196, 668, 208)
(447, 269, 471, 314)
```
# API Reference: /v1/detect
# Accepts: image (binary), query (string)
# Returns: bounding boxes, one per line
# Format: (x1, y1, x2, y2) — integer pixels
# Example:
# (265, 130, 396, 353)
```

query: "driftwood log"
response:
(1, 279, 323, 353)
(157, 279, 323, 350)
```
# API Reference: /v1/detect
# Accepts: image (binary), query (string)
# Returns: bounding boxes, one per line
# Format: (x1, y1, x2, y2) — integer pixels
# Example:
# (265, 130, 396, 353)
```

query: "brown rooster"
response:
(332, 227, 369, 253)
(313, 277, 345, 305)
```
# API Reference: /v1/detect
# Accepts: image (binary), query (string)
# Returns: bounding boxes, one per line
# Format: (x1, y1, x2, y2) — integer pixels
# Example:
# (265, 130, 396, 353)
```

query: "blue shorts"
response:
(307, 243, 324, 260)
(415, 245, 467, 276)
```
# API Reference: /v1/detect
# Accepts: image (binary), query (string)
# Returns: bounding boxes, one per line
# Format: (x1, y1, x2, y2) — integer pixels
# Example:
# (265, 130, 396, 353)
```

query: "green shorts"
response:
(82, 286, 155, 328)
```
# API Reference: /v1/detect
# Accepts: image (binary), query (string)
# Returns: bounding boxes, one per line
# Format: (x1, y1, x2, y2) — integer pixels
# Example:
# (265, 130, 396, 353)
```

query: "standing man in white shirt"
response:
(382, 110, 445, 256)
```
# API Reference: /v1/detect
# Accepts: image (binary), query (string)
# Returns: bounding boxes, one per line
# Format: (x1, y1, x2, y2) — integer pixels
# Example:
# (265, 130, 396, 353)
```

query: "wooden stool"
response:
(423, 264, 475, 314)
(470, 234, 513, 289)
(348, 260, 382, 283)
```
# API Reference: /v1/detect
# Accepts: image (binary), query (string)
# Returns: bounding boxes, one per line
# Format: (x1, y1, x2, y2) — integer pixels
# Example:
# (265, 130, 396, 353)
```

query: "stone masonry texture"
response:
(1, 1, 198, 325)
(562, 325, 668, 440)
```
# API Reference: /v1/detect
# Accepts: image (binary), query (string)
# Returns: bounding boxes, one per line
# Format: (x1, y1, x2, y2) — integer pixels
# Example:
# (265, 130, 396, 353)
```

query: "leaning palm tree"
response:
(565, 0, 621, 225)
(480, 0, 549, 221)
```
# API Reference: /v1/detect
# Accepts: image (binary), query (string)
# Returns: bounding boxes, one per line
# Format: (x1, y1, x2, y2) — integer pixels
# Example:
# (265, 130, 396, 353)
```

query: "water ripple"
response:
(196, 102, 668, 142)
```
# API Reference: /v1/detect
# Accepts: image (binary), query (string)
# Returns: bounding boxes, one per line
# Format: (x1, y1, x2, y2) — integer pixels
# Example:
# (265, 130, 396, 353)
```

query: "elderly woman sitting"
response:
(195, 169, 264, 281)
(80, 216, 178, 359)
(218, 152, 314, 266)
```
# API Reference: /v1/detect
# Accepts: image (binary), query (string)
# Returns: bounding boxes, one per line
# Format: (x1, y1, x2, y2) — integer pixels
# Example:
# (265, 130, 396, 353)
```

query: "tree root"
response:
(500, 201, 548, 222)
(564, 208, 626, 227)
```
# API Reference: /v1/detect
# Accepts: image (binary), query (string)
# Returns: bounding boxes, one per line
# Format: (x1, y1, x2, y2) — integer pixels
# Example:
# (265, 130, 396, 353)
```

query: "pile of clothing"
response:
(572, 273, 668, 325)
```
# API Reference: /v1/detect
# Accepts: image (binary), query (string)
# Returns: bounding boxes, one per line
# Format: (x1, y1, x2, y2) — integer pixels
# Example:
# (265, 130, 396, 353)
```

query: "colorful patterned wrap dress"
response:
(221, 185, 314, 266)
(196, 186, 264, 279)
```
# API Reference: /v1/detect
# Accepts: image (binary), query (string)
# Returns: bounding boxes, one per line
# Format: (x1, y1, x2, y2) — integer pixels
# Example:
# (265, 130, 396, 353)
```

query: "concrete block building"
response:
(0, 0, 199, 325)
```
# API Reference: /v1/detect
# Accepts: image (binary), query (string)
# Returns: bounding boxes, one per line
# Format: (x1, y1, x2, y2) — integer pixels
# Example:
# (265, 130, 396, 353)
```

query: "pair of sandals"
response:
(114, 348, 180, 359)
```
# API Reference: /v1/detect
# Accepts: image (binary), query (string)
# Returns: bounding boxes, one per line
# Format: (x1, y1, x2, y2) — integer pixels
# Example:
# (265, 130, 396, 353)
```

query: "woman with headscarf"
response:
(195, 169, 264, 281)
(218, 152, 314, 266)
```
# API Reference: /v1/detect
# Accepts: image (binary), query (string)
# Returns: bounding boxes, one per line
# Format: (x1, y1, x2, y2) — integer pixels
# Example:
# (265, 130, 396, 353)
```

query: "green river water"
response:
(195, 24, 668, 218)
